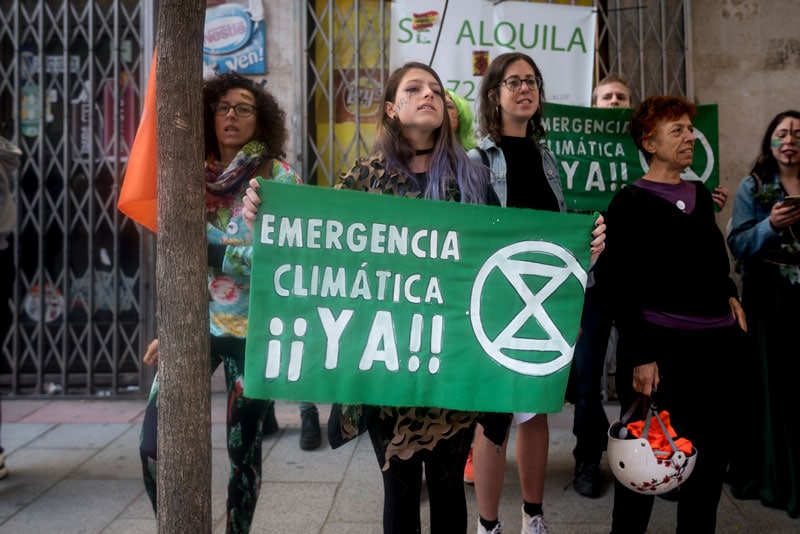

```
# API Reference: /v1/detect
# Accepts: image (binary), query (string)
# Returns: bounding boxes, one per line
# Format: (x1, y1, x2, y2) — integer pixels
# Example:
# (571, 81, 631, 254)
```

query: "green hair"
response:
(446, 89, 477, 150)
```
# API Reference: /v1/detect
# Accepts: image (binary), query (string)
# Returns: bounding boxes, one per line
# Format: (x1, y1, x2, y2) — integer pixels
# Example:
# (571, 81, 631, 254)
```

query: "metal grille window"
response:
(300, 0, 691, 186)
(595, 0, 692, 103)
(301, 0, 391, 186)
(0, 0, 154, 396)
(0, 0, 690, 397)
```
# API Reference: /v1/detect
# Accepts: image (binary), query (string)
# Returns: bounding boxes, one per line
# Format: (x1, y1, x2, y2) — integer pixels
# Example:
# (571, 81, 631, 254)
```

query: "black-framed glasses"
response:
(500, 76, 542, 93)
(211, 102, 256, 117)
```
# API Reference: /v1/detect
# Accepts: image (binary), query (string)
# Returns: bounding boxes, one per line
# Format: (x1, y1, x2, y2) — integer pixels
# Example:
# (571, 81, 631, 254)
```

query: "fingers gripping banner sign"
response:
(245, 182, 593, 413)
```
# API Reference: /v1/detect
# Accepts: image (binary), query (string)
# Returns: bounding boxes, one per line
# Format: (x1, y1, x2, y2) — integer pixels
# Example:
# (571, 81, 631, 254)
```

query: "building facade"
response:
(1, 0, 793, 397)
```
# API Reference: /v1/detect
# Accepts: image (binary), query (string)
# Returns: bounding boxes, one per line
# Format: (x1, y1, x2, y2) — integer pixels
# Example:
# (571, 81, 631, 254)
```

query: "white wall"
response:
(253, 0, 301, 165)
(692, 0, 800, 224)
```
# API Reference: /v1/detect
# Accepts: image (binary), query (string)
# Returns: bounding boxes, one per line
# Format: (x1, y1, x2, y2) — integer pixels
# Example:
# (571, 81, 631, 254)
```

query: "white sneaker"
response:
(520, 506, 548, 534)
(477, 520, 503, 534)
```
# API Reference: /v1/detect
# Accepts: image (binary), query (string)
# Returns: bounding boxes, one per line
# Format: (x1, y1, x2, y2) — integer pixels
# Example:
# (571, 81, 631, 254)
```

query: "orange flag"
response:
(118, 53, 157, 233)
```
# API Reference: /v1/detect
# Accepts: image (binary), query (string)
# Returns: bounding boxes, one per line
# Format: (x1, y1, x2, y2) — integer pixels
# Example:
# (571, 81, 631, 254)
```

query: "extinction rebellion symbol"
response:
(470, 241, 588, 377)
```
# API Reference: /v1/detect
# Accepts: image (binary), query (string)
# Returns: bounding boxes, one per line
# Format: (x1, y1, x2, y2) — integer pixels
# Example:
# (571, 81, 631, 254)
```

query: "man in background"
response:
(591, 74, 632, 108)
(569, 74, 634, 498)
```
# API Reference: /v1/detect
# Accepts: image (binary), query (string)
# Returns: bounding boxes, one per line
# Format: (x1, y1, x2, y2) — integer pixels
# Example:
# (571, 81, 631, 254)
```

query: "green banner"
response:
(542, 103, 720, 212)
(244, 181, 594, 413)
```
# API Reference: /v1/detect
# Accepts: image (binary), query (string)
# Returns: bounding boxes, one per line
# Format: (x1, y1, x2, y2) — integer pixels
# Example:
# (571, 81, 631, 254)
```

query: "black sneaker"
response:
(299, 406, 322, 450)
(262, 400, 279, 439)
(0, 453, 8, 480)
(572, 461, 601, 498)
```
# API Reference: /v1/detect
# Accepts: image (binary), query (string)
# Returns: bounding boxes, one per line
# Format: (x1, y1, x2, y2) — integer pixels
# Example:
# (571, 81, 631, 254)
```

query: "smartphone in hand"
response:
(783, 195, 800, 208)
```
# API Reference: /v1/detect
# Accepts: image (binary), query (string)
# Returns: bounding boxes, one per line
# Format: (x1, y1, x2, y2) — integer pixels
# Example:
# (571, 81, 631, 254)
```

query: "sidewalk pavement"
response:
(1, 391, 797, 534)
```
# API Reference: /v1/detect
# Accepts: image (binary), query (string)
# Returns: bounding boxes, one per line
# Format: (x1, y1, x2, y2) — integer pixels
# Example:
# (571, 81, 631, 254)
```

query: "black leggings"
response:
(139, 335, 269, 534)
(611, 323, 745, 534)
(368, 413, 475, 534)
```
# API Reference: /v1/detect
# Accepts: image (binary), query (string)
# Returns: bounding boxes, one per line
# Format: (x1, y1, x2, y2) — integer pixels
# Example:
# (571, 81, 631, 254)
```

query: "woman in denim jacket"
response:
(727, 110, 800, 519)
(470, 134, 565, 214)
(467, 52, 603, 534)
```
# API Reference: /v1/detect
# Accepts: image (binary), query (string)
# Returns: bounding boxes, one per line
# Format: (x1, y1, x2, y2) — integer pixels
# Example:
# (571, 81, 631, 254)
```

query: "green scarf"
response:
(205, 140, 267, 196)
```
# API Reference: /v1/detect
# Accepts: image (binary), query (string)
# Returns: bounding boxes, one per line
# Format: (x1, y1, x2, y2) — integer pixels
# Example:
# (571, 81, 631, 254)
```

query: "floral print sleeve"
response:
(208, 158, 302, 338)
(220, 159, 302, 277)
(222, 245, 253, 277)
(265, 158, 302, 185)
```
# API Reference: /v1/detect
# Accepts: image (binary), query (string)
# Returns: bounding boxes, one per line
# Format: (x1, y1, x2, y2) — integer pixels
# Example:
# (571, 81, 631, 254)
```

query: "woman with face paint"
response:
(243, 62, 491, 533)
(445, 89, 477, 151)
(727, 110, 800, 519)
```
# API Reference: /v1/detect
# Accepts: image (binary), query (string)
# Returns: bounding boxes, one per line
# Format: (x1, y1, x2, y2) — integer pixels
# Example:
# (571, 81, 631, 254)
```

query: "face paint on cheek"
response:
(772, 137, 800, 148)
(238, 91, 256, 104)
(395, 98, 408, 111)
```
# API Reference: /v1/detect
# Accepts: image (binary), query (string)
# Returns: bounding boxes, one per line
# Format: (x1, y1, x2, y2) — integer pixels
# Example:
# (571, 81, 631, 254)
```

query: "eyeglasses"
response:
(211, 102, 256, 117)
(500, 76, 542, 93)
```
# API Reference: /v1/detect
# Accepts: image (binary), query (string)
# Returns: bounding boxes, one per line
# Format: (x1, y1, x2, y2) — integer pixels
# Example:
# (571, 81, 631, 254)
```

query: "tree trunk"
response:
(155, 0, 210, 532)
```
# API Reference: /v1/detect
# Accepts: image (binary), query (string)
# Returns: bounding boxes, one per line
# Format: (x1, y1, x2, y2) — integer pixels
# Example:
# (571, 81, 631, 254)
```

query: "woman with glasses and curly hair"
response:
(138, 72, 301, 533)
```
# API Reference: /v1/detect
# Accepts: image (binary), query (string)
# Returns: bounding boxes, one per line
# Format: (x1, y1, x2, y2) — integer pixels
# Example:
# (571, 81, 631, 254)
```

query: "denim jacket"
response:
(468, 136, 566, 213)
(727, 174, 800, 275)
(728, 174, 787, 260)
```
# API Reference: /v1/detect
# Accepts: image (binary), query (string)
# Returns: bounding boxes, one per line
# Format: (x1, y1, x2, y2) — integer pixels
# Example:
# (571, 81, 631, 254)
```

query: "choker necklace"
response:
(415, 147, 434, 156)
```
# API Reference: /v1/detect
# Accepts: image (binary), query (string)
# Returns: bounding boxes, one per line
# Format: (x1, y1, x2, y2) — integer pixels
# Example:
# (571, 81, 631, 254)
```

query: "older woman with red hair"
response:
(602, 96, 747, 533)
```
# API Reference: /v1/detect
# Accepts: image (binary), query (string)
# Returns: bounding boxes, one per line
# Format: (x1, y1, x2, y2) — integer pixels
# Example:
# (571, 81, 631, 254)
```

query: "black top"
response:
(602, 181, 738, 366)
(500, 135, 559, 212)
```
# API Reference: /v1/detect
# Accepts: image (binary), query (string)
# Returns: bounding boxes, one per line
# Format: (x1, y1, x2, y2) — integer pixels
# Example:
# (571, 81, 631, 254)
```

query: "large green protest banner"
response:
(543, 102, 720, 212)
(244, 181, 594, 413)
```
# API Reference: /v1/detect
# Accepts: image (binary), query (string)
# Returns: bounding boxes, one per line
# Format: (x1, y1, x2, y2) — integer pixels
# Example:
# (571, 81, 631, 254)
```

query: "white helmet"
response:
(607, 398, 697, 495)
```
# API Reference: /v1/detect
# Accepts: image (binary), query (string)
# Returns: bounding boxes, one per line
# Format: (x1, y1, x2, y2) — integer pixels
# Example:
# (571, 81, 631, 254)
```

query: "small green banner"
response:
(543, 103, 720, 212)
(244, 181, 594, 413)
